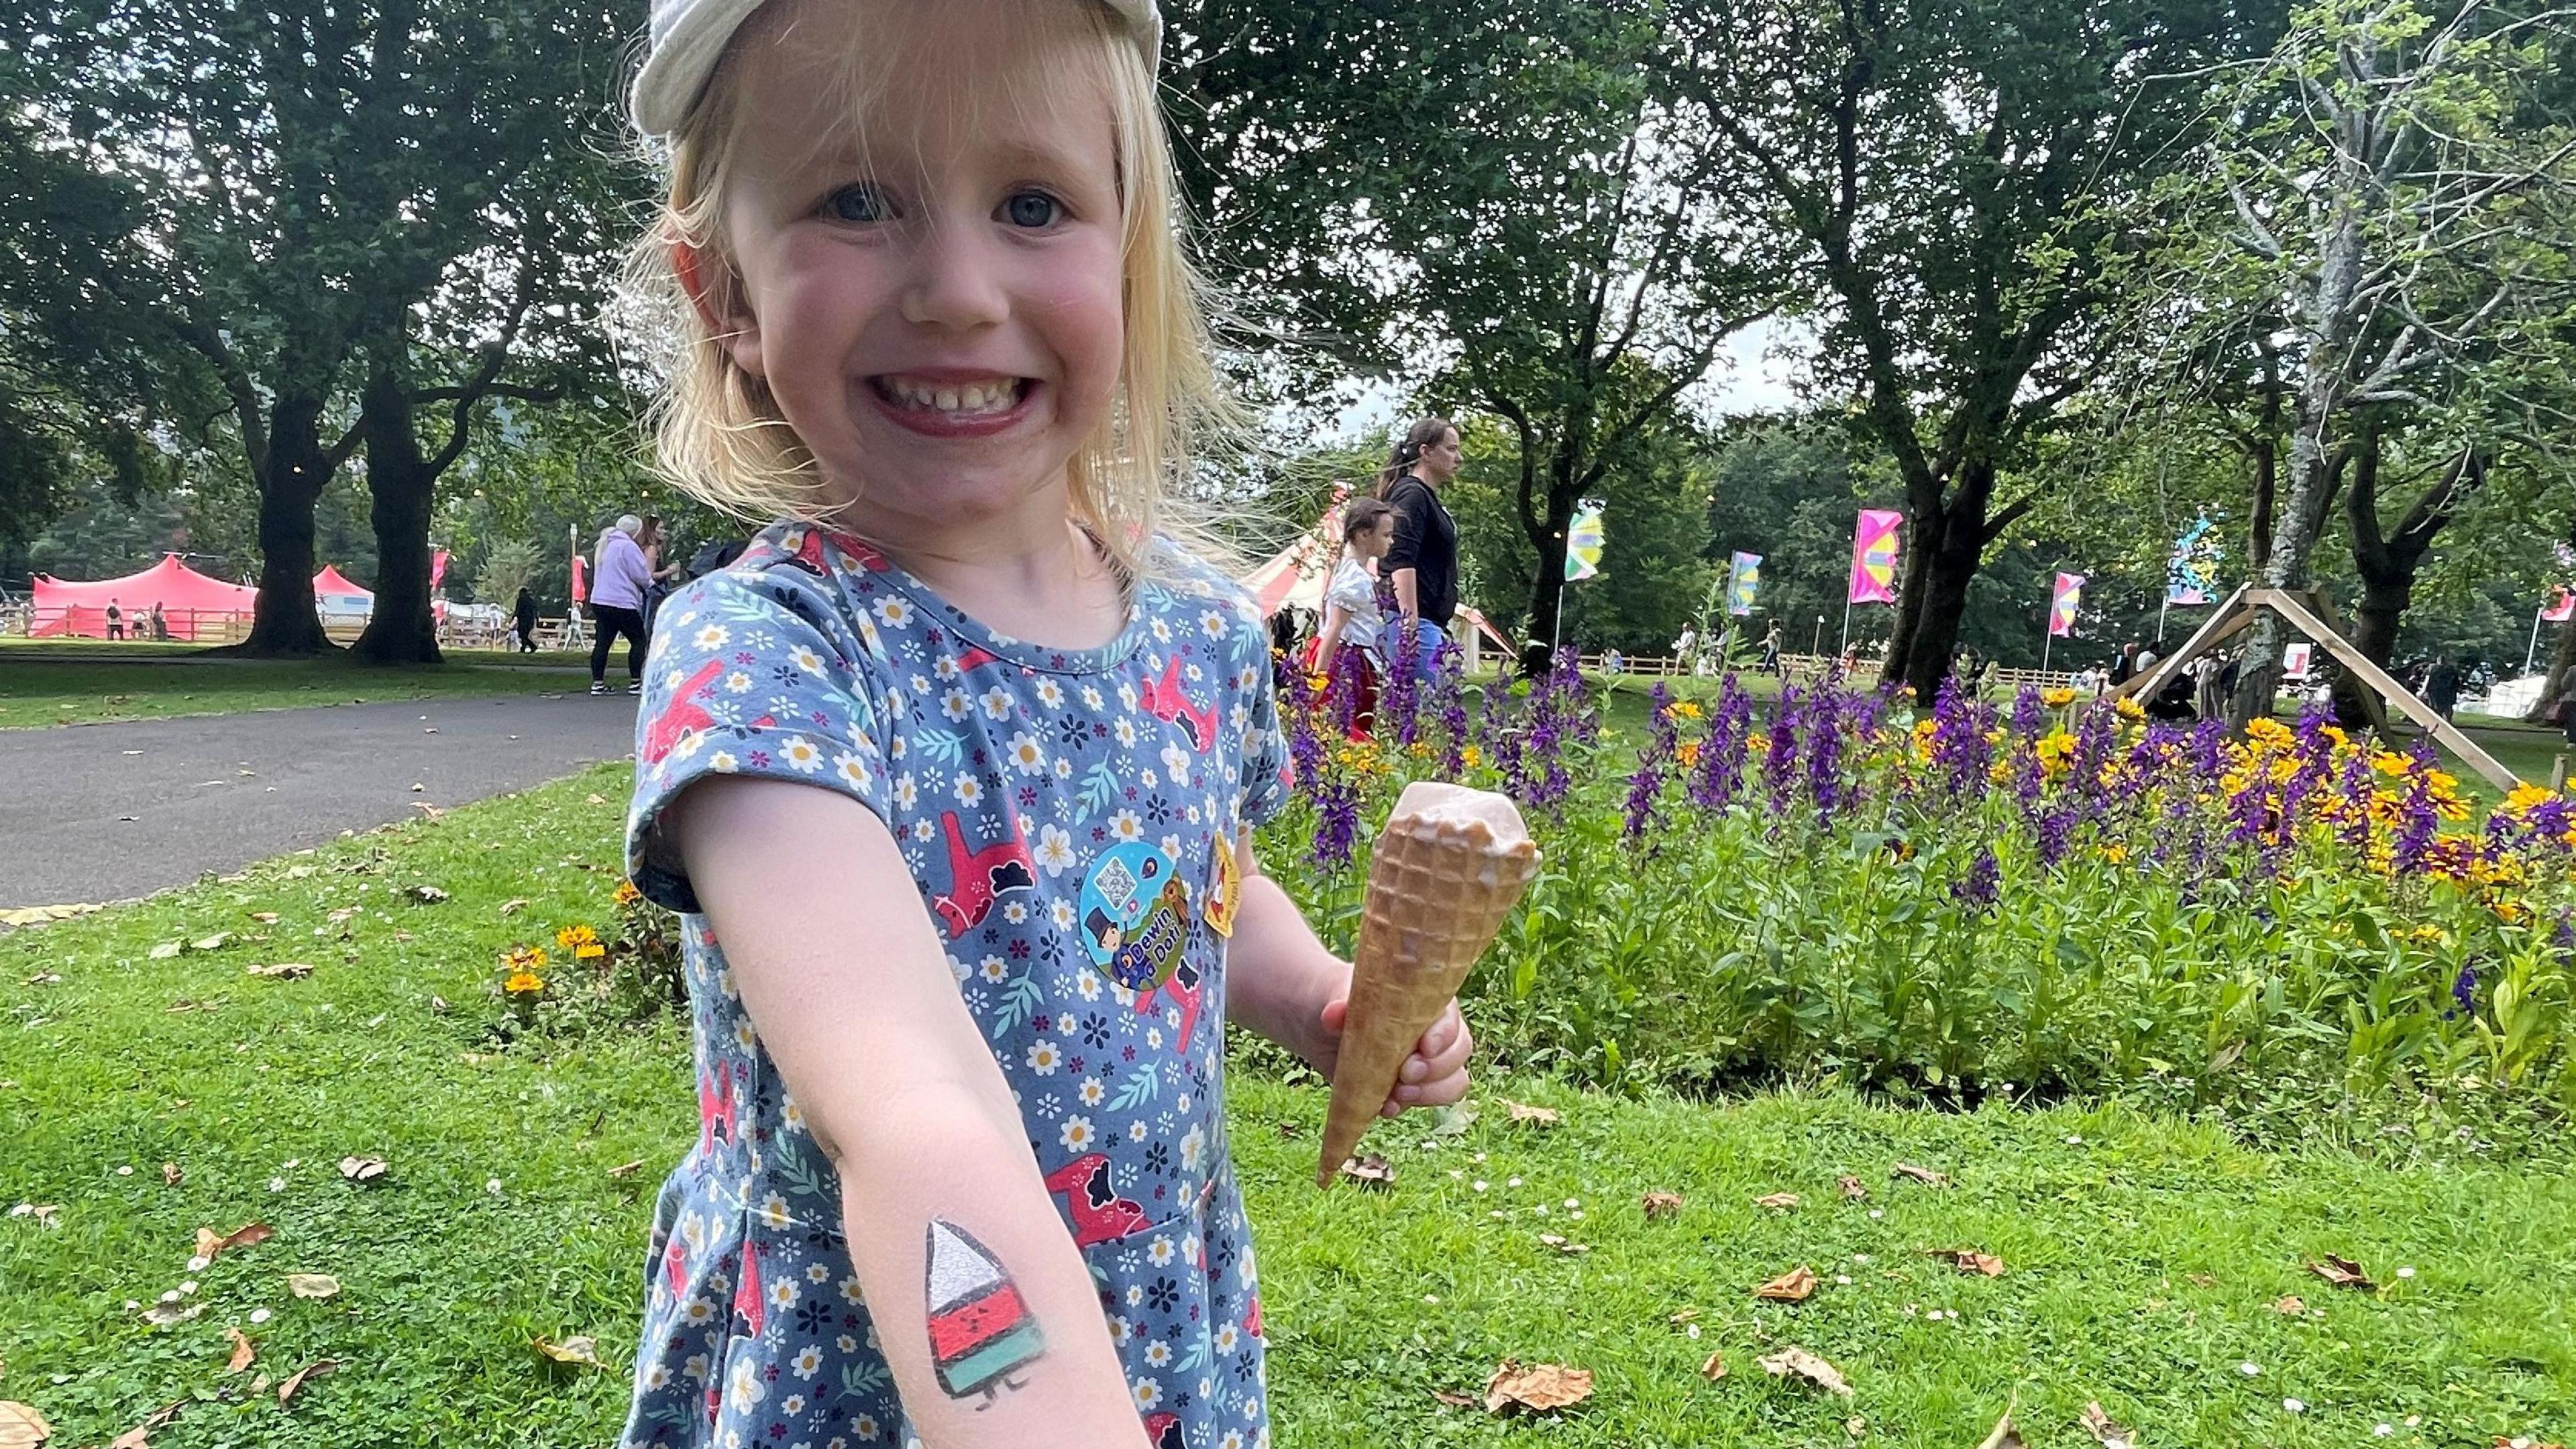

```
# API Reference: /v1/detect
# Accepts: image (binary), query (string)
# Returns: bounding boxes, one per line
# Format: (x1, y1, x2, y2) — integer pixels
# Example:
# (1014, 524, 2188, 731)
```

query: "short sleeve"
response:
(625, 566, 892, 913)
(1237, 631, 1293, 830)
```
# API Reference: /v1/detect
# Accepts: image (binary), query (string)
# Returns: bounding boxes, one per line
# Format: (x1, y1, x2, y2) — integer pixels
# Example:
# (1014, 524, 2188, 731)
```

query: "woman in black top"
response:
(1376, 417, 1463, 682)
(513, 586, 540, 653)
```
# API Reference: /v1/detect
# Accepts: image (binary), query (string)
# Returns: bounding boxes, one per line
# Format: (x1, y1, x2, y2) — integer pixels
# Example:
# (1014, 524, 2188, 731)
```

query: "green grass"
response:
(4, 769, 2573, 1446)
(0, 654, 591, 729)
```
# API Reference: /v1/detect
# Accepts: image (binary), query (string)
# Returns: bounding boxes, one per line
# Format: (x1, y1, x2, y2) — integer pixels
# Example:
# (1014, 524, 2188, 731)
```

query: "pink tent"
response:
(32, 556, 384, 640)
(30, 555, 258, 641)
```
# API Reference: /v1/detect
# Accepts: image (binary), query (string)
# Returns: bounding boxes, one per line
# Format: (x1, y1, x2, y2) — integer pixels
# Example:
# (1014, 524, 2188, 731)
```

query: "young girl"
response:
(1309, 496, 1395, 739)
(616, 3, 1474, 1446)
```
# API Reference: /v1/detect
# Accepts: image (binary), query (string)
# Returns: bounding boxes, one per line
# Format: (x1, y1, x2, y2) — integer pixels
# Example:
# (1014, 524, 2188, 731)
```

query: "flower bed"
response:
(1259, 652, 2576, 1122)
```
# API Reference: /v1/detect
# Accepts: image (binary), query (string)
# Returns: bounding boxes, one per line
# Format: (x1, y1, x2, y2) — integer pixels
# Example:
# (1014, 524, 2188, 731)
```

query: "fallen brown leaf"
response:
(337, 1156, 387, 1183)
(1500, 1099, 1562, 1126)
(2492, 1438, 2568, 1448)
(1667, 1309, 1699, 1325)
(2184, 1272, 2216, 1288)
(1699, 1351, 1727, 1381)
(2080, 1401, 2138, 1449)
(584, 793, 607, 806)
(609, 1160, 645, 1179)
(0, 1401, 50, 1449)
(160, 1163, 180, 1187)
(247, 912, 280, 924)
(326, 907, 359, 924)
(1978, 1411, 2027, 1449)
(1891, 1163, 1951, 1187)
(1754, 1266, 1819, 1302)
(1933, 1248, 2006, 1277)
(1483, 1360, 1593, 1415)
(1534, 1234, 1589, 1256)
(1754, 1192, 1801, 1210)
(285, 1273, 341, 1300)
(1430, 1390, 1478, 1408)
(1846, 1415, 1868, 1439)
(191, 933, 230, 953)
(407, 885, 448, 904)
(148, 941, 181, 960)
(244, 963, 314, 979)
(1337, 1155, 1393, 1188)
(105, 1399, 181, 1449)
(193, 1221, 273, 1260)
(498, 898, 529, 917)
(2309, 1254, 2375, 1291)
(1641, 1190, 1684, 1220)
(140, 1303, 202, 1328)
(275, 1360, 335, 1406)
(225, 1327, 256, 1374)
(533, 1335, 600, 1367)
(1756, 1346, 1852, 1397)
(2271, 1295, 2306, 1316)
(1837, 1174, 1868, 1200)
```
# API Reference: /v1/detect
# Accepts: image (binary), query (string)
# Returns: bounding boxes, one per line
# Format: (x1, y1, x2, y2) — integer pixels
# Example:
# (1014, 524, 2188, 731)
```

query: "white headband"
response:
(630, 0, 1164, 138)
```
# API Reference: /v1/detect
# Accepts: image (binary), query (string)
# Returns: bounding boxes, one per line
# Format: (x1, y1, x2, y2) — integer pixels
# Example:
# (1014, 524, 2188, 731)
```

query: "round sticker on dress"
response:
(1077, 841, 1176, 969)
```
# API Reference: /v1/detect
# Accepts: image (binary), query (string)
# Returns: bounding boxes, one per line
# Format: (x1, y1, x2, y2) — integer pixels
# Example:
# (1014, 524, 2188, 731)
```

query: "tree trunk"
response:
(1894, 504, 1982, 699)
(241, 394, 333, 656)
(1519, 491, 1575, 676)
(2529, 610, 2576, 726)
(352, 365, 443, 665)
(2247, 431, 2275, 576)
(2226, 323, 2351, 729)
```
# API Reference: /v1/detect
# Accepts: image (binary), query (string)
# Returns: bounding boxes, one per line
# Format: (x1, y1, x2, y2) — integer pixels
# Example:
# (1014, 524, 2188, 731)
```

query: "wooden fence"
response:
(1573, 651, 2088, 696)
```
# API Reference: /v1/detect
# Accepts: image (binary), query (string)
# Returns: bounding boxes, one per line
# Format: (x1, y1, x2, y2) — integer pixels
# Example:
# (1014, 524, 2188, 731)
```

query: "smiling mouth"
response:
(868, 374, 1030, 419)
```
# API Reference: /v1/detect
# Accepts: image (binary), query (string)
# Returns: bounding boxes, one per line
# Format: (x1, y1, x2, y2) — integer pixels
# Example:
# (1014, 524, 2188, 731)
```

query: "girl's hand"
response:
(1313, 993, 1474, 1119)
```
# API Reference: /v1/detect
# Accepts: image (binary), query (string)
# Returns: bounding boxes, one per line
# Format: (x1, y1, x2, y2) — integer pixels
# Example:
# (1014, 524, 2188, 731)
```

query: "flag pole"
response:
(1838, 597, 1852, 660)
(2041, 625, 2053, 675)
(2528, 606, 2546, 675)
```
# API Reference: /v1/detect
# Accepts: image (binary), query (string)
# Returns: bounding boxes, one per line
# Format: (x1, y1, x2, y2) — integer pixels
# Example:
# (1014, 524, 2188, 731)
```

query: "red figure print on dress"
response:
(1133, 953, 1204, 1051)
(929, 810, 1037, 938)
(1040, 1152, 1152, 1248)
(1139, 655, 1218, 751)
(643, 659, 727, 766)
(697, 1059, 739, 1151)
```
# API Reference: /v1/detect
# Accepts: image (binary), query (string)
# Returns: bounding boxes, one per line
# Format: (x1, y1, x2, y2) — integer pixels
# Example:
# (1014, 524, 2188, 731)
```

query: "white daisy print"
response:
(835, 754, 871, 792)
(1114, 718, 1139, 747)
(1008, 733, 1046, 775)
(1078, 1077, 1106, 1106)
(1035, 678, 1064, 708)
(1134, 1378, 1163, 1410)
(1147, 1236, 1176, 1267)
(1026, 1040, 1062, 1075)
(788, 644, 824, 676)
(893, 773, 918, 810)
(1144, 1339, 1173, 1367)
(780, 736, 822, 773)
(1202, 609, 1227, 639)
(1075, 969, 1102, 1000)
(1162, 744, 1190, 786)
(1081, 684, 1105, 711)
(979, 955, 1009, 983)
(872, 595, 913, 629)
(1110, 809, 1143, 842)
(759, 1193, 792, 1228)
(1051, 899, 1077, 931)
(1060, 1116, 1095, 1151)
(694, 623, 730, 651)
(725, 669, 753, 693)
(953, 775, 983, 807)
(1036, 824, 1076, 875)
(792, 1346, 824, 1378)
(1053, 756, 1075, 779)
(1181, 1122, 1208, 1171)
(941, 688, 971, 721)
(979, 686, 1012, 720)
(710, 751, 739, 773)
(1214, 1323, 1239, 1354)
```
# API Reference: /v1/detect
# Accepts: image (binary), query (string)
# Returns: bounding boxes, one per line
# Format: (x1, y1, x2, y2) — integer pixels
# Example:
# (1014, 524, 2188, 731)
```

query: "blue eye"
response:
(823, 183, 890, 223)
(1004, 191, 1059, 228)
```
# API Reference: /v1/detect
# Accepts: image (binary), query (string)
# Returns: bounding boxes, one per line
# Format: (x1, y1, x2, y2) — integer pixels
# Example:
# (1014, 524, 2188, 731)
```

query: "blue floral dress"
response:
(619, 523, 1291, 1449)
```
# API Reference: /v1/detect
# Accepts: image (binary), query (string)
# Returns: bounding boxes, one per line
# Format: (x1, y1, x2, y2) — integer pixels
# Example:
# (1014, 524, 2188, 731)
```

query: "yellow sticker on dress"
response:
(1205, 839, 1242, 938)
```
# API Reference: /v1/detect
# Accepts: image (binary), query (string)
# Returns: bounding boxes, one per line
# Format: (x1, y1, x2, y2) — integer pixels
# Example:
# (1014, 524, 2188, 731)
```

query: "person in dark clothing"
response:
(513, 586, 540, 653)
(105, 599, 123, 641)
(2424, 657, 2461, 720)
(1376, 416, 1462, 682)
(2109, 641, 2139, 687)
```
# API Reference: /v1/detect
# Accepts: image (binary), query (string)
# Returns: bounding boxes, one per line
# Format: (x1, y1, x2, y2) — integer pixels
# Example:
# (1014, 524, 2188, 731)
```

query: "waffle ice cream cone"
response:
(1320, 782, 1540, 1187)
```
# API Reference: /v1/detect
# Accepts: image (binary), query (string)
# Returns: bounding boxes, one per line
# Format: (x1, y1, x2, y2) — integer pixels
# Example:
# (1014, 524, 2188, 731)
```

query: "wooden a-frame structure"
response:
(2112, 584, 2521, 791)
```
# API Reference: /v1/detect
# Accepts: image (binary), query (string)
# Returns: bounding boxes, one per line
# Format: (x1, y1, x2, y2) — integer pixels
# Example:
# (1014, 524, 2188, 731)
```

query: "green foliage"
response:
(472, 540, 542, 608)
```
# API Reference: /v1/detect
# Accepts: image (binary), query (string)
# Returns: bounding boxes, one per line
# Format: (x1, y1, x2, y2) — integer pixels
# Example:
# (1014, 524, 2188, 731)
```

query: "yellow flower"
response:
(2043, 687, 2077, 708)
(556, 923, 606, 961)
(614, 879, 643, 906)
(2034, 731, 2077, 773)
(2112, 696, 2146, 722)
(1669, 700, 1704, 720)
(504, 970, 545, 996)
(505, 945, 549, 971)
(1461, 744, 1483, 768)
(2098, 842, 2129, 864)
(2244, 717, 2293, 748)
(1676, 740, 1701, 769)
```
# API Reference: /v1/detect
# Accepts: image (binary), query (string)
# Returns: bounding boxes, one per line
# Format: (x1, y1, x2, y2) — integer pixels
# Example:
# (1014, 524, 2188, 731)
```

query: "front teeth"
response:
(881, 377, 1020, 415)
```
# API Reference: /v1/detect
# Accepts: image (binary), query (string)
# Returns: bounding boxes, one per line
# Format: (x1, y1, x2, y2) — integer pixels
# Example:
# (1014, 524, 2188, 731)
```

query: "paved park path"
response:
(0, 694, 636, 909)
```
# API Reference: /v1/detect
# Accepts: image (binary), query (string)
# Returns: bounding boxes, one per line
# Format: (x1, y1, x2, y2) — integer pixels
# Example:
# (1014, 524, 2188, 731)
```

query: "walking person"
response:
(104, 598, 123, 641)
(513, 585, 540, 653)
(1760, 620, 1783, 677)
(588, 515, 653, 696)
(637, 515, 687, 633)
(1378, 417, 1463, 682)
(148, 601, 168, 641)
(2424, 657, 2461, 721)
(1311, 495, 1397, 739)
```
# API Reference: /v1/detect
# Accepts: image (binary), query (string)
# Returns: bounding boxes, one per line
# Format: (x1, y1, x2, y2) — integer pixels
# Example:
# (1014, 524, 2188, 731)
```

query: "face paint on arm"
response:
(924, 1219, 1048, 1407)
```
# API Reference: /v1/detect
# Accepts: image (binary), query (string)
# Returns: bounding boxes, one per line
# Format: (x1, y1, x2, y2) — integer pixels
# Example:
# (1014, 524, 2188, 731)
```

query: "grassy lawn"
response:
(5, 769, 2573, 1447)
(0, 653, 592, 729)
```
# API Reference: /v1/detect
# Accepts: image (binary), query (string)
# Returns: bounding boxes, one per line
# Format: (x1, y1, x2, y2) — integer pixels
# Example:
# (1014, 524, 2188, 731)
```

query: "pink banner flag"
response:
(2049, 572, 2085, 637)
(1848, 509, 1902, 604)
(2546, 588, 2573, 623)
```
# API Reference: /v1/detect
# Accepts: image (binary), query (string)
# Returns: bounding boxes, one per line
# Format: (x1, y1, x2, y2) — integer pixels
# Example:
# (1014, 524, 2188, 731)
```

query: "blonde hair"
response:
(613, 0, 1238, 580)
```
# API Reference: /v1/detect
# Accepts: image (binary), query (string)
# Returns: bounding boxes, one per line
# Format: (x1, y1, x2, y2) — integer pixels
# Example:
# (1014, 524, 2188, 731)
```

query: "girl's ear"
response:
(672, 238, 766, 380)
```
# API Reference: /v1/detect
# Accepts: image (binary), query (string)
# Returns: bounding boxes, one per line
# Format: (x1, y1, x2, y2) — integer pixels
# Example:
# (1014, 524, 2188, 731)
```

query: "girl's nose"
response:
(898, 224, 1010, 332)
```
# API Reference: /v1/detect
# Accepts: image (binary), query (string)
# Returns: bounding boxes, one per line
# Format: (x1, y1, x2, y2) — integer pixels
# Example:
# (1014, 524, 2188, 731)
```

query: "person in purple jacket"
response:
(590, 515, 655, 696)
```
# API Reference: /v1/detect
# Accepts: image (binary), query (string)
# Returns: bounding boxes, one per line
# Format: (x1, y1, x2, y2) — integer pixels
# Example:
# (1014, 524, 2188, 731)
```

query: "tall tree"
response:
(1667, 0, 2270, 699)
(1164, 2, 1775, 667)
(2176, 0, 2576, 725)
(0, 0, 631, 655)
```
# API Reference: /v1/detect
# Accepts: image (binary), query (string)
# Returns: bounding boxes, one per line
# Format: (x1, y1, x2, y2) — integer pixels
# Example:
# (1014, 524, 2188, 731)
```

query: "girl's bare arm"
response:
(673, 776, 1150, 1449)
